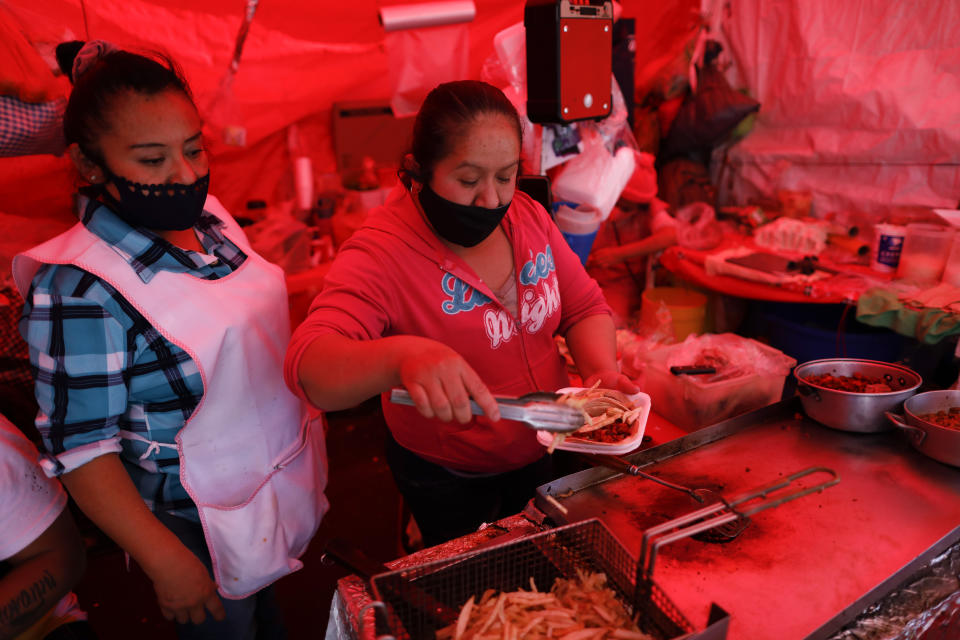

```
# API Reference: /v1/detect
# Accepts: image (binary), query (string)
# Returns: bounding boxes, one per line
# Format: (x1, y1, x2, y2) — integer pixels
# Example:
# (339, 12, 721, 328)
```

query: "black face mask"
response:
(417, 183, 510, 247)
(101, 170, 210, 231)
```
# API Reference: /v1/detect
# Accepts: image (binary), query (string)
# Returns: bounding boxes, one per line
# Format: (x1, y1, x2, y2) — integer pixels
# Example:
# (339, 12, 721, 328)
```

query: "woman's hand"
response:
(397, 338, 500, 424)
(151, 548, 225, 625)
(59, 456, 226, 627)
(583, 369, 640, 395)
(565, 315, 638, 395)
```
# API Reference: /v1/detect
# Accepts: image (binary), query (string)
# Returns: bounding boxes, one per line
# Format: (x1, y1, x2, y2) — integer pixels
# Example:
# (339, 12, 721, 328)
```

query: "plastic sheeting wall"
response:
(713, 0, 960, 215)
(9, 0, 956, 246)
(0, 0, 698, 256)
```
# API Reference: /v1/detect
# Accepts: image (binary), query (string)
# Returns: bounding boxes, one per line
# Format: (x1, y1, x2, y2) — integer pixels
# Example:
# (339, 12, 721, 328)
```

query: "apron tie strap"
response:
(118, 430, 178, 460)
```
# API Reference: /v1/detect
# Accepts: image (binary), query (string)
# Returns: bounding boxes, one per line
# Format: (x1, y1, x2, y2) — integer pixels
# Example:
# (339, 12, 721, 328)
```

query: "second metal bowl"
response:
(794, 358, 922, 432)
(886, 390, 960, 467)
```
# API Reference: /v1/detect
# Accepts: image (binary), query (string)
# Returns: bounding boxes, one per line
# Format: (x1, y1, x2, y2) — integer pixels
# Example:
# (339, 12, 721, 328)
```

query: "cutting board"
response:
(724, 252, 794, 275)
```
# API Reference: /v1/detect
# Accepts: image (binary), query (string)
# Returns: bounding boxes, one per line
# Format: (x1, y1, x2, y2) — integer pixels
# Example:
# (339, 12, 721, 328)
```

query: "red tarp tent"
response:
(2, 0, 958, 273)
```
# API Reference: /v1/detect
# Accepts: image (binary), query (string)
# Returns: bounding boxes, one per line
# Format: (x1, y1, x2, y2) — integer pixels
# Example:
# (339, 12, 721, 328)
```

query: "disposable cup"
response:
(871, 223, 906, 273)
(896, 223, 954, 283)
(942, 235, 960, 286)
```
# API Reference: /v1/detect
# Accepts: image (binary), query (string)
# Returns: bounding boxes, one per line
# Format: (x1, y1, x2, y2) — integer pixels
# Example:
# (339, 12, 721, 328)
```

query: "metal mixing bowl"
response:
(794, 358, 922, 432)
(886, 390, 960, 467)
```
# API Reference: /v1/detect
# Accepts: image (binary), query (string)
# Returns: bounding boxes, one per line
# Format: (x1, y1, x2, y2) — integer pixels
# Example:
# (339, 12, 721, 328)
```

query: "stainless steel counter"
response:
(535, 398, 960, 640)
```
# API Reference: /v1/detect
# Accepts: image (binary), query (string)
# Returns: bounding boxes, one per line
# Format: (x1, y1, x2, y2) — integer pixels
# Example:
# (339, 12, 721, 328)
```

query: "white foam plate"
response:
(536, 387, 651, 455)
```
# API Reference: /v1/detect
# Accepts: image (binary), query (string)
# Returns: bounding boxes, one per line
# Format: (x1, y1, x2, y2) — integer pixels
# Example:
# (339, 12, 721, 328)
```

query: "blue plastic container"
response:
(560, 229, 599, 265)
(554, 202, 602, 265)
(755, 302, 906, 365)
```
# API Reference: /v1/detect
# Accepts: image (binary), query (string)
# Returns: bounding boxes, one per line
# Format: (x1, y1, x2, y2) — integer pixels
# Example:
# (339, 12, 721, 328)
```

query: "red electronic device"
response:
(524, 0, 613, 124)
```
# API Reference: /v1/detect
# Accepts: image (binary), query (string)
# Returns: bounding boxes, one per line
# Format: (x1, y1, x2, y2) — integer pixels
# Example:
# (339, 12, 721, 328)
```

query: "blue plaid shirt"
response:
(20, 197, 247, 521)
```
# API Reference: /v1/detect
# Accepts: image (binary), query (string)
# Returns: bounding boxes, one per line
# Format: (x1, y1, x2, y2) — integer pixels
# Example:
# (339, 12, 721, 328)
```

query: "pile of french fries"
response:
(436, 569, 653, 640)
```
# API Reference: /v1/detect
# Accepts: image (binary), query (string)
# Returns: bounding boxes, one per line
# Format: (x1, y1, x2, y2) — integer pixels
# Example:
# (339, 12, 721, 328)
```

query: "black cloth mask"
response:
(417, 183, 510, 248)
(101, 170, 210, 231)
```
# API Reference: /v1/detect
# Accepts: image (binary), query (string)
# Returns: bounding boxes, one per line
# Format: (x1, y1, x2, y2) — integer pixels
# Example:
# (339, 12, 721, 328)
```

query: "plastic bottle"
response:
(287, 123, 314, 218)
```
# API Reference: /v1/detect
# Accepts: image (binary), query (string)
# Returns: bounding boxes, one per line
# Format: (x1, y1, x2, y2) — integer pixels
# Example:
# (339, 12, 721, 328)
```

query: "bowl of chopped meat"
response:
(794, 358, 922, 432)
(886, 390, 960, 467)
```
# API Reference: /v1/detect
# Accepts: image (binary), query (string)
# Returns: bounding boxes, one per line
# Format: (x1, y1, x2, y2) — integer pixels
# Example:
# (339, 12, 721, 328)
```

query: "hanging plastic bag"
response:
(481, 21, 544, 174)
(660, 40, 760, 160)
(381, 2, 476, 117)
(551, 122, 636, 221)
(488, 21, 525, 94)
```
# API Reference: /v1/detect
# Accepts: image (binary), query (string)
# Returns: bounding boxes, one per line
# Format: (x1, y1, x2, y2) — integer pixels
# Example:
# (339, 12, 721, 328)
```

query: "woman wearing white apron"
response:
(16, 42, 328, 639)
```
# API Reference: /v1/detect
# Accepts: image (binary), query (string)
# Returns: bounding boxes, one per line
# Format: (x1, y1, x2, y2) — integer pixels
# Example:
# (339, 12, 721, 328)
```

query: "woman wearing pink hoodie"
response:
(285, 80, 634, 547)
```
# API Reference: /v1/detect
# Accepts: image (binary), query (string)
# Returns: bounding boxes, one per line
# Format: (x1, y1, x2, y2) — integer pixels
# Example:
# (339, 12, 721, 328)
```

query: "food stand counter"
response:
(326, 399, 960, 640)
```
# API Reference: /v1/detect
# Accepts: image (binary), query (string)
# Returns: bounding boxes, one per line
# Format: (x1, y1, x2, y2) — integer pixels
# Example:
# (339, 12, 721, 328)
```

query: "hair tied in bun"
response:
(69, 40, 119, 83)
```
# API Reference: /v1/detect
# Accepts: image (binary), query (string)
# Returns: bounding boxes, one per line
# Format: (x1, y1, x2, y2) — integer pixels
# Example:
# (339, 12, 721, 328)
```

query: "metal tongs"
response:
(389, 388, 587, 433)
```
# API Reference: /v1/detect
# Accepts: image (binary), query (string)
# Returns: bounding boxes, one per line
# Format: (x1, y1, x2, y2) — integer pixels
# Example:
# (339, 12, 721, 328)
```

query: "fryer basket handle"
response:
(358, 601, 396, 640)
(638, 466, 840, 581)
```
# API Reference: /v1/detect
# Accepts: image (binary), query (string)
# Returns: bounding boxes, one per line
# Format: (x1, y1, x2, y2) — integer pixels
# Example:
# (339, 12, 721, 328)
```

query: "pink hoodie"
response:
(284, 186, 611, 472)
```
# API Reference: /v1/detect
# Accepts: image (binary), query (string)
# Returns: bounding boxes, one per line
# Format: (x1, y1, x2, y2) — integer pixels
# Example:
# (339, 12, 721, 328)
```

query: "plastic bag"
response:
(489, 21, 525, 94)
(481, 24, 541, 175)
(660, 40, 760, 160)
(243, 213, 313, 275)
(674, 202, 722, 250)
(754, 217, 829, 255)
(551, 125, 636, 221)
(619, 318, 675, 387)
(620, 150, 657, 203)
(664, 333, 795, 382)
(593, 75, 633, 152)
(637, 333, 796, 429)
(385, 23, 470, 117)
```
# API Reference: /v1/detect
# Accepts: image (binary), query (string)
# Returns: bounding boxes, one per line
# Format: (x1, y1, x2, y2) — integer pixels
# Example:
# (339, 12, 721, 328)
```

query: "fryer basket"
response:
(369, 519, 696, 640)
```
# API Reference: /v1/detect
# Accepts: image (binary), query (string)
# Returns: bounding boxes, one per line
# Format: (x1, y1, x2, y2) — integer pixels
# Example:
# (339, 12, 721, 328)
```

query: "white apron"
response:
(14, 195, 328, 598)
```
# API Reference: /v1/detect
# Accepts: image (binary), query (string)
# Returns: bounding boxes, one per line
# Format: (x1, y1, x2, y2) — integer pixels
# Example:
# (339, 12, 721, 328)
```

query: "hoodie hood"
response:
(360, 184, 449, 266)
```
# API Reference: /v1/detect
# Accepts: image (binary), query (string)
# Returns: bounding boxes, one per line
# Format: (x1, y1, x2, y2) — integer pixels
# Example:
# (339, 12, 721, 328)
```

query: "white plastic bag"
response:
(754, 217, 828, 255)
(243, 213, 313, 274)
(675, 202, 723, 250)
(385, 24, 470, 117)
(664, 333, 795, 382)
(482, 22, 547, 175)
(551, 128, 636, 220)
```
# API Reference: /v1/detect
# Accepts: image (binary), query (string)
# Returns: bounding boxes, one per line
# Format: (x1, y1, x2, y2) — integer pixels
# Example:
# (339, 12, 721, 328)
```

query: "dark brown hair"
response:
(399, 80, 523, 188)
(56, 41, 194, 166)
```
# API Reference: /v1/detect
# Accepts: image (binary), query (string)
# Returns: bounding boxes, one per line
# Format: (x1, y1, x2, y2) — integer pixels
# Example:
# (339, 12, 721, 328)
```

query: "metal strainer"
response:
(579, 453, 749, 542)
(638, 466, 840, 582)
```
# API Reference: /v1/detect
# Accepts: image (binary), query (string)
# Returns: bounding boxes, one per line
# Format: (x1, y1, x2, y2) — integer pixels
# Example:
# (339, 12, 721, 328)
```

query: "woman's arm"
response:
(23, 267, 222, 624)
(564, 314, 639, 393)
(0, 510, 84, 639)
(587, 226, 677, 268)
(297, 333, 500, 424)
(61, 455, 225, 625)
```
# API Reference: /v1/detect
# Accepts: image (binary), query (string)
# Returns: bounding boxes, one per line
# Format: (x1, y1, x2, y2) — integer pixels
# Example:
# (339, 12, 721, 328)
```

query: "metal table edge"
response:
(803, 524, 960, 640)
